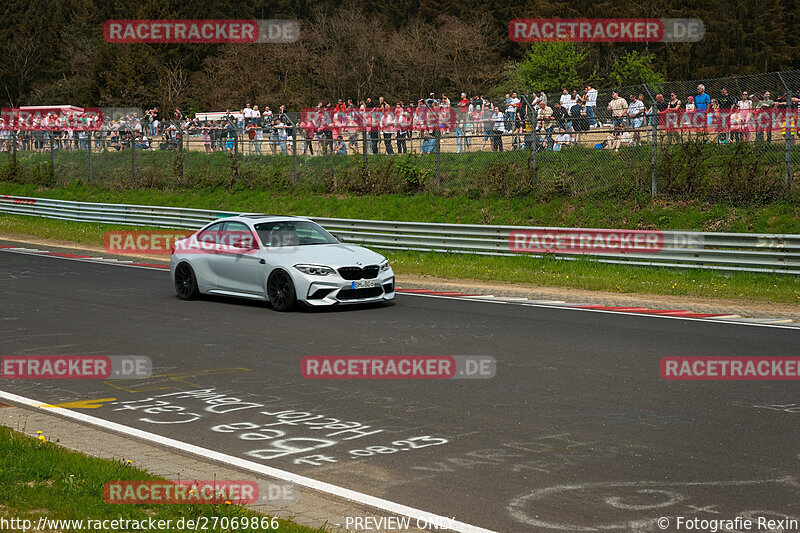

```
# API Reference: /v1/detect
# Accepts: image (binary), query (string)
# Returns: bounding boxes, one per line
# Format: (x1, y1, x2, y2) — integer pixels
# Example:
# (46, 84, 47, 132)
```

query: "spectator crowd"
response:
(2, 83, 799, 155)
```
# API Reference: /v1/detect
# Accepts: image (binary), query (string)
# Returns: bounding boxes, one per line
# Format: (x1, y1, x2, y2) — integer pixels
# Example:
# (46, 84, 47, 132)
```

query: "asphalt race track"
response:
(2, 249, 800, 532)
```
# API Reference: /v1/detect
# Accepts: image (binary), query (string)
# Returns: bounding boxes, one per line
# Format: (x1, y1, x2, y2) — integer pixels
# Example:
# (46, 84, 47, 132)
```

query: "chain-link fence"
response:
(2, 71, 799, 201)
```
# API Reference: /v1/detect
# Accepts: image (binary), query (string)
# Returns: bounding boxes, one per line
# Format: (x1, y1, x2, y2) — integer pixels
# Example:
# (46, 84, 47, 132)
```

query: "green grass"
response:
(2, 140, 799, 206)
(0, 425, 324, 532)
(1, 180, 799, 233)
(389, 250, 800, 304)
(1, 213, 798, 304)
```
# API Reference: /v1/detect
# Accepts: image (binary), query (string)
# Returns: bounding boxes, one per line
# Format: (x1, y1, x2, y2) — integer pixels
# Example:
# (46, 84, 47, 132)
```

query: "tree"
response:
(494, 42, 587, 96)
(609, 51, 665, 88)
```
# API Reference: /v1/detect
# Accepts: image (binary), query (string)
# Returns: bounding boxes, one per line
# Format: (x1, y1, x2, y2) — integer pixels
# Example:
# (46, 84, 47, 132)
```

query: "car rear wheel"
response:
(174, 263, 199, 300)
(267, 270, 296, 311)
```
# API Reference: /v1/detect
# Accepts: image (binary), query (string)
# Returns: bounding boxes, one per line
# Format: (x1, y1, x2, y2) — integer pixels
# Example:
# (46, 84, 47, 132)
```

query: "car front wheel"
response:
(267, 270, 296, 311)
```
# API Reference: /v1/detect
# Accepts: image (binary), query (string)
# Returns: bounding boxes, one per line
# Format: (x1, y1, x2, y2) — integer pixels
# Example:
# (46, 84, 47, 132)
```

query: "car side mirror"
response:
(331, 233, 343, 243)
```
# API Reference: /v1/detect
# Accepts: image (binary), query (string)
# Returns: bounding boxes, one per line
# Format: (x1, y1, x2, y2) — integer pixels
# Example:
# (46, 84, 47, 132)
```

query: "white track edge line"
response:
(0, 390, 495, 533)
(397, 292, 800, 330)
(0, 248, 169, 271)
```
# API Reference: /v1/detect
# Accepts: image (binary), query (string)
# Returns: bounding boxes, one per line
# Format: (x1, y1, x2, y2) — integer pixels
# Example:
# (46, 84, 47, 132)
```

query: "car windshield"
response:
(255, 220, 338, 247)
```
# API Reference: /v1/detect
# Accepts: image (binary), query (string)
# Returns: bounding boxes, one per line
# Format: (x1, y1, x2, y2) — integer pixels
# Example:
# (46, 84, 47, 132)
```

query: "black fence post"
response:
(88, 130, 93, 181)
(434, 128, 441, 190)
(292, 123, 298, 183)
(49, 132, 55, 182)
(778, 72, 793, 191)
(524, 96, 537, 186)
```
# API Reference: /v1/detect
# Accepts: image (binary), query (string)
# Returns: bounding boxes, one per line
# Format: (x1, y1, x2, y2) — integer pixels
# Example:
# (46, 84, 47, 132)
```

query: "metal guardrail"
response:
(1, 194, 799, 275)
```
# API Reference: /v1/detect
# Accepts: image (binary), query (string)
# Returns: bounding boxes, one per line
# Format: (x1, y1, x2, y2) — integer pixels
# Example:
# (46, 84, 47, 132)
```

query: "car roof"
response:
(215, 214, 312, 224)
(238, 214, 294, 219)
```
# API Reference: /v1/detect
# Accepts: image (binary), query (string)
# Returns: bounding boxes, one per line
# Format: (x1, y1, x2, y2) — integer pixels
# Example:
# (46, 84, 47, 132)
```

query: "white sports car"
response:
(169, 215, 395, 310)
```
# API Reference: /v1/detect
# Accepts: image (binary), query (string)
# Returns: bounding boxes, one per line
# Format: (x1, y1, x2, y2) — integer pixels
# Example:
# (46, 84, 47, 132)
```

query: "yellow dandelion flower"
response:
(38, 436, 46, 442)
(37, 431, 42, 435)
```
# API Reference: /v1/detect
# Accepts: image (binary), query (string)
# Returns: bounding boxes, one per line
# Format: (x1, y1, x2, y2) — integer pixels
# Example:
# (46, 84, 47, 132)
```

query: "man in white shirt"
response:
(560, 89, 573, 113)
(628, 96, 645, 129)
(252, 105, 261, 124)
(554, 127, 572, 149)
(243, 104, 253, 125)
(584, 84, 598, 127)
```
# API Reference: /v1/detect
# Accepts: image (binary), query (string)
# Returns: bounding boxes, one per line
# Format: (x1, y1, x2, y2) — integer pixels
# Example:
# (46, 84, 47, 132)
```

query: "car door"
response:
(187, 222, 226, 289)
(213, 221, 265, 295)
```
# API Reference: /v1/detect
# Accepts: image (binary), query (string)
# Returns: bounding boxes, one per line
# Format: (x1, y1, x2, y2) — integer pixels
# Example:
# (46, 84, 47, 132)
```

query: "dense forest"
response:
(1, 0, 798, 113)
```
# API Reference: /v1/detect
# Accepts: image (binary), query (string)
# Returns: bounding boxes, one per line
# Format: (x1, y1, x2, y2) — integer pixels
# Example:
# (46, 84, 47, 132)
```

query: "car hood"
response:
(266, 244, 386, 267)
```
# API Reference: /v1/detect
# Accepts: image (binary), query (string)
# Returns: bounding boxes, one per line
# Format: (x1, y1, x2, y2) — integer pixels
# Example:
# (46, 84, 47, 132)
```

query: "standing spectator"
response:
(246, 122, 257, 154)
(560, 88, 572, 111)
(252, 105, 261, 125)
(506, 91, 520, 134)
(395, 104, 408, 154)
(584, 84, 598, 127)
(300, 118, 314, 155)
(757, 91, 775, 142)
(243, 103, 253, 125)
(455, 93, 469, 153)
(254, 124, 264, 154)
(685, 96, 696, 113)
(570, 98, 587, 140)
(607, 91, 628, 127)
(479, 104, 493, 151)
(718, 88, 736, 111)
(694, 85, 710, 113)
(536, 101, 555, 149)
(737, 92, 751, 142)
(491, 107, 504, 151)
(381, 108, 394, 154)
(628, 94, 646, 144)
(667, 92, 682, 110)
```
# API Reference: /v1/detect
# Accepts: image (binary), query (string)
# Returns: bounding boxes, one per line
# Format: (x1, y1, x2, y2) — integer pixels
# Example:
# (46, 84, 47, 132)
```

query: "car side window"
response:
(196, 222, 225, 246)
(221, 221, 255, 248)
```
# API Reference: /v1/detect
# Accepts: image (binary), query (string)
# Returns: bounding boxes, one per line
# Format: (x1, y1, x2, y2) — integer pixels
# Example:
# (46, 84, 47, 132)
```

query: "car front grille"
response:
(338, 265, 379, 280)
(337, 287, 384, 300)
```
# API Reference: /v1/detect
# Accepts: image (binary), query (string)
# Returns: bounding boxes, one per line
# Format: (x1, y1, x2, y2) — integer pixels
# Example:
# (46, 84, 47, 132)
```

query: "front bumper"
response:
(300, 272, 395, 306)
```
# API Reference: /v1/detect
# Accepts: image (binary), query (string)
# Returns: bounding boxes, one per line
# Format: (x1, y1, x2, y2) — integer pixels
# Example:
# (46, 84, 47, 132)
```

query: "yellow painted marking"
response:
(103, 367, 250, 393)
(40, 398, 116, 409)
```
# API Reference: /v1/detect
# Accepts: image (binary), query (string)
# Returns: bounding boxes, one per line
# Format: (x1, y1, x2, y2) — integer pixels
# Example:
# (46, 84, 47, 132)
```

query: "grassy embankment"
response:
(0, 425, 324, 532)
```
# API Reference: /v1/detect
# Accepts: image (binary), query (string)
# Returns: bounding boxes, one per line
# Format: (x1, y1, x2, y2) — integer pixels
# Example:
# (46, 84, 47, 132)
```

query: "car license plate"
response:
(352, 280, 377, 289)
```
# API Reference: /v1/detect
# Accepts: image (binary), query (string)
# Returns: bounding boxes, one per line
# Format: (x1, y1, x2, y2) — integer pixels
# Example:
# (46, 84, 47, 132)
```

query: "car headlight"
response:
(380, 259, 391, 272)
(294, 264, 336, 276)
